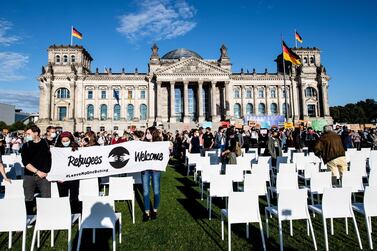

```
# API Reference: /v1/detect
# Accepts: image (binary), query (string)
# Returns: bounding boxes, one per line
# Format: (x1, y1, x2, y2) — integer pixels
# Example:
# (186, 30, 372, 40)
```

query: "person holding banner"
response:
(141, 126, 163, 221)
(0, 154, 11, 183)
(55, 131, 81, 213)
(21, 125, 52, 214)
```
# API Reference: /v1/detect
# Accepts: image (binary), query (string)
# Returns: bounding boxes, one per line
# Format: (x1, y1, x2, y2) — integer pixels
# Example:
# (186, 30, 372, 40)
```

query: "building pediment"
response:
(155, 57, 230, 76)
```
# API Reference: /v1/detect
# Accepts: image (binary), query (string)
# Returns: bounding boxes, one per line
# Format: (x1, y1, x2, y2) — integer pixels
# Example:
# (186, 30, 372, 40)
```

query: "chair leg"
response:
(112, 228, 116, 251)
(92, 228, 95, 243)
(265, 208, 269, 238)
(119, 215, 122, 244)
(76, 229, 83, 251)
(221, 214, 224, 240)
(228, 223, 231, 251)
(37, 230, 40, 248)
(366, 215, 373, 250)
(279, 220, 284, 251)
(209, 197, 212, 220)
(307, 219, 310, 236)
(345, 217, 349, 235)
(330, 218, 334, 235)
(323, 217, 329, 251)
(352, 214, 363, 249)
(31, 228, 37, 251)
(8, 231, 11, 249)
(290, 220, 293, 236)
(51, 229, 54, 247)
(22, 230, 26, 251)
(246, 223, 249, 239)
(68, 229, 71, 251)
(259, 221, 266, 251)
(132, 199, 135, 224)
(311, 194, 315, 217)
(308, 217, 318, 250)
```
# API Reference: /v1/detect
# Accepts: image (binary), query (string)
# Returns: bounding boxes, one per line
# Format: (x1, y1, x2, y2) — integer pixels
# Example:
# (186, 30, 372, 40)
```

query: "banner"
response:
(311, 119, 328, 131)
(47, 141, 170, 181)
(243, 115, 285, 128)
(284, 122, 294, 129)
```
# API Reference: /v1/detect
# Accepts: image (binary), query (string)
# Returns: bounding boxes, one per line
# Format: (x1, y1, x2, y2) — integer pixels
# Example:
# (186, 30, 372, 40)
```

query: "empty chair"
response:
(265, 189, 317, 251)
(4, 179, 24, 199)
(276, 156, 288, 171)
(269, 171, 299, 198)
(353, 186, 377, 249)
(369, 150, 377, 171)
(244, 173, 270, 207)
(0, 198, 27, 251)
(31, 197, 80, 251)
(194, 156, 210, 182)
(308, 172, 332, 205)
(207, 174, 233, 220)
(309, 187, 362, 251)
(342, 171, 364, 195)
(109, 176, 135, 224)
(77, 196, 122, 251)
(79, 178, 101, 200)
(368, 168, 377, 186)
(205, 150, 218, 157)
(298, 162, 319, 186)
(278, 163, 297, 174)
(221, 191, 266, 251)
(51, 182, 60, 198)
(200, 164, 221, 200)
(349, 153, 368, 177)
(187, 153, 201, 176)
(225, 164, 244, 183)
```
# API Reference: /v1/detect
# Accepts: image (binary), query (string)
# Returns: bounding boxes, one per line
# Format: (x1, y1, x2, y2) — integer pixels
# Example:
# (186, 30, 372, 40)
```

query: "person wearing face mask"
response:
(54, 131, 81, 213)
(21, 125, 52, 214)
(189, 129, 201, 154)
(141, 126, 163, 221)
(264, 129, 282, 167)
(45, 126, 57, 147)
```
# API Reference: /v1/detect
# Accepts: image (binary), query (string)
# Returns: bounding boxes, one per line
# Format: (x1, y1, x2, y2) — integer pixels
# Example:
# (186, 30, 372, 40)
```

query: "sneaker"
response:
(142, 213, 150, 222)
(150, 210, 158, 220)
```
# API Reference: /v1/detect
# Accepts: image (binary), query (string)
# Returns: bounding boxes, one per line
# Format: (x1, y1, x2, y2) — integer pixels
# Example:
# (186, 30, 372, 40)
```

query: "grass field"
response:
(0, 159, 375, 250)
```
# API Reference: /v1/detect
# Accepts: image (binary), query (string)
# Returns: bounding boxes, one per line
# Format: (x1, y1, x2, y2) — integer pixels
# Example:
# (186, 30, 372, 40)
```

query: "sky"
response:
(0, 0, 376, 113)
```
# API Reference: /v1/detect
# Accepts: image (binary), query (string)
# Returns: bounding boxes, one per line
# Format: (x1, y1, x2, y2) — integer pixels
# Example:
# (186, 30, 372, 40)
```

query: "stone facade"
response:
(37, 44, 332, 132)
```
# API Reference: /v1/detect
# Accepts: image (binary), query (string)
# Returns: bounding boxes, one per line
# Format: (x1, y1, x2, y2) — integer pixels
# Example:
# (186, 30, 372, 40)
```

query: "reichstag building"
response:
(37, 44, 331, 132)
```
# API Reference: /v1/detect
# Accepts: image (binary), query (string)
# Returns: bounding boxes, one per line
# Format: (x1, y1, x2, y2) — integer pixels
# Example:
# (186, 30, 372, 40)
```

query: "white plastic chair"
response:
(368, 168, 377, 186)
(265, 189, 317, 251)
(309, 187, 363, 251)
(109, 176, 135, 224)
(79, 178, 101, 200)
(221, 191, 266, 251)
(369, 150, 377, 171)
(200, 164, 221, 200)
(77, 196, 122, 251)
(207, 174, 233, 220)
(342, 171, 364, 195)
(225, 164, 244, 183)
(308, 172, 332, 206)
(353, 186, 377, 249)
(31, 197, 80, 251)
(4, 179, 24, 199)
(269, 171, 299, 198)
(51, 182, 61, 198)
(0, 198, 27, 251)
(187, 153, 201, 176)
(244, 173, 270, 207)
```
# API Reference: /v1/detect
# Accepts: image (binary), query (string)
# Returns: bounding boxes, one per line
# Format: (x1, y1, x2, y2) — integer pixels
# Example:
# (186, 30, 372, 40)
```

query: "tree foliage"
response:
(330, 99, 377, 123)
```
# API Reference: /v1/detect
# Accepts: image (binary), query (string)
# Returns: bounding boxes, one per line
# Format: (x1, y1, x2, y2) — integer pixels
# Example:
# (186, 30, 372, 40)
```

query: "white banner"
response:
(47, 141, 170, 181)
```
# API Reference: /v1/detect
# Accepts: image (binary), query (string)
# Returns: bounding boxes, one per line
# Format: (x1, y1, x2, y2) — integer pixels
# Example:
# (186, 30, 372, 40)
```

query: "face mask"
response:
(51, 133, 56, 138)
(62, 141, 70, 147)
(146, 134, 152, 140)
(25, 136, 33, 142)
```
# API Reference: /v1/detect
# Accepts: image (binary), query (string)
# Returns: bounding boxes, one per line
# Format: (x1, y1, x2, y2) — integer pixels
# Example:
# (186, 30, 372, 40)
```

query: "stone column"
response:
(197, 80, 204, 122)
(69, 80, 77, 132)
(147, 80, 155, 124)
(253, 86, 257, 115)
(225, 81, 233, 118)
(300, 83, 308, 117)
(291, 80, 300, 121)
(322, 83, 330, 116)
(48, 82, 54, 121)
(265, 86, 269, 115)
(156, 81, 162, 121)
(170, 81, 176, 122)
(240, 85, 245, 117)
(183, 81, 190, 123)
(211, 81, 217, 121)
(276, 85, 281, 115)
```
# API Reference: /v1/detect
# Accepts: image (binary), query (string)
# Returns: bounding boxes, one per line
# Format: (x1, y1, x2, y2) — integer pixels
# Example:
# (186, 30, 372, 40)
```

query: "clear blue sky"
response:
(0, 0, 376, 113)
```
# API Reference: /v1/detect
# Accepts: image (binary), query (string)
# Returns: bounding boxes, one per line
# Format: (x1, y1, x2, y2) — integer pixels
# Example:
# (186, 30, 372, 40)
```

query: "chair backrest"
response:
(81, 196, 117, 229)
(244, 173, 268, 196)
(369, 151, 377, 170)
(310, 171, 332, 194)
(108, 176, 134, 201)
(0, 198, 27, 232)
(225, 164, 244, 182)
(51, 182, 61, 198)
(1, 155, 15, 167)
(228, 191, 261, 224)
(201, 164, 221, 183)
(292, 152, 305, 164)
(349, 154, 367, 176)
(302, 162, 319, 179)
(35, 197, 71, 230)
(205, 150, 217, 157)
(278, 163, 297, 174)
(322, 187, 353, 218)
(276, 171, 298, 193)
(236, 157, 252, 172)
(278, 189, 309, 221)
(368, 169, 377, 187)
(257, 156, 271, 167)
(210, 174, 233, 197)
(188, 153, 201, 165)
(79, 178, 100, 200)
(195, 157, 210, 172)
(345, 148, 357, 162)
(251, 163, 270, 183)
(364, 186, 377, 217)
(276, 156, 288, 170)
(341, 171, 364, 193)
(4, 180, 24, 199)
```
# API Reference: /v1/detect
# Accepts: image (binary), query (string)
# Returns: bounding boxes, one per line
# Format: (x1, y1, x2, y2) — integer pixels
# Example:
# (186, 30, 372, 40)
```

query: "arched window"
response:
(56, 88, 70, 99)
(234, 103, 241, 118)
(127, 104, 134, 121)
(282, 103, 290, 116)
(63, 55, 68, 63)
(87, 104, 94, 121)
(258, 103, 265, 115)
(113, 104, 121, 121)
(270, 88, 276, 98)
(304, 57, 308, 64)
(140, 104, 147, 121)
(246, 103, 253, 114)
(305, 87, 317, 97)
(71, 55, 76, 63)
(56, 55, 61, 63)
(270, 103, 278, 115)
(100, 104, 107, 121)
(258, 88, 264, 98)
(310, 57, 315, 64)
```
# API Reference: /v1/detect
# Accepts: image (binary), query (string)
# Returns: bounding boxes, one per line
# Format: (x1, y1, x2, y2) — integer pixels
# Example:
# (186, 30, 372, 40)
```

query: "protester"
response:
(141, 126, 162, 221)
(304, 127, 319, 152)
(202, 127, 214, 153)
(341, 126, 353, 150)
(314, 125, 347, 185)
(11, 134, 22, 155)
(0, 153, 11, 183)
(189, 129, 201, 154)
(221, 127, 238, 164)
(264, 129, 282, 167)
(292, 124, 305, 152)
(45, 126, 57, 146)
(21, 125, 52, 214)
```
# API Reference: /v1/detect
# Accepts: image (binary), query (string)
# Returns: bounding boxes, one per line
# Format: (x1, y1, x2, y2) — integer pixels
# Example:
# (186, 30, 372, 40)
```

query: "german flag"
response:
(72, 27, 83, 39)
(295, 31, 303, 43)
(282, 41, 301, 65)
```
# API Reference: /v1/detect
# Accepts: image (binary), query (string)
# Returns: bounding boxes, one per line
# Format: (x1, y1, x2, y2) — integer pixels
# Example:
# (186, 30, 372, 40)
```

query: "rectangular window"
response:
(88, 90, 93, 99)
(308, 104, 316, 117)
(140, 90, 146, 99)
(113, 126, 119, 131)
(270, 90, 276, 98)
(246, 90, 252, 99)
(86, 127, 91, 132)
(128, 90, 133, 99)
(258, 90, 264, 98)
(234, 90, 240, 99)
(101, 90, 106, 99)
(58, 107, 67, 121)
(100, 126, 105, 132)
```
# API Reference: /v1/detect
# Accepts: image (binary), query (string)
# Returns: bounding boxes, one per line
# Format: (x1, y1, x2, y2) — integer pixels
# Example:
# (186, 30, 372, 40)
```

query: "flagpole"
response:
(70, 25, 73, 46)
(281, 34, 289, 122)
(294, 29, 297, 48)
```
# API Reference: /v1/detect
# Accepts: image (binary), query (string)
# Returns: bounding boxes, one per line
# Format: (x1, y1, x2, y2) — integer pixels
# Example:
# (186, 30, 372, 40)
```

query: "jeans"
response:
(23, 175, 51, 214)
(141, 170, 161, 212)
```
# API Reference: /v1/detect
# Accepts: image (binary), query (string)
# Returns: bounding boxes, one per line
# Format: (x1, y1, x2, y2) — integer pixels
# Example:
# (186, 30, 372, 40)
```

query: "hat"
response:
(60, 131, 73, 138)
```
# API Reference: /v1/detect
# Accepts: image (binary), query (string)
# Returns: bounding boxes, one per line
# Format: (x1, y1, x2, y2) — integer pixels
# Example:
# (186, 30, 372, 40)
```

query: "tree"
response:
(330, 99, 377, 124)
(0, 121, 8, 131)
(9, 121, 26, 132)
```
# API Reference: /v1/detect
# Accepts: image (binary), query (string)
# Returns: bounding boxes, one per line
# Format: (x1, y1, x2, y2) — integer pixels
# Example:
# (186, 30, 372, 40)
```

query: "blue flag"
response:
(113, 89, 120, 105)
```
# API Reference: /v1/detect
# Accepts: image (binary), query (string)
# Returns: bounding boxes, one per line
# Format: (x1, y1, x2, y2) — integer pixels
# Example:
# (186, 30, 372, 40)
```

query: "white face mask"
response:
(25, 135, 33, 142)
(50, 132, 56, 138)
(62, 141, 70, 147)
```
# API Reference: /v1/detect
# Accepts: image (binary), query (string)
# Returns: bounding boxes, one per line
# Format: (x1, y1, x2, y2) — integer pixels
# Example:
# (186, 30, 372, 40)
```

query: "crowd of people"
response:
(0, 123, 376, 222)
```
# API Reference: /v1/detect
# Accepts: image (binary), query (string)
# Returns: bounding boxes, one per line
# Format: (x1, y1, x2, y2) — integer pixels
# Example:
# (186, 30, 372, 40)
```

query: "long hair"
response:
(55, 132, 79, 151)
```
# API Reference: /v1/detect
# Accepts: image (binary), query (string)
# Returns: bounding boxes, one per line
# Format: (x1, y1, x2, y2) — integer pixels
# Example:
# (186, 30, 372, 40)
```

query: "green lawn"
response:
(0, 159, 375, 250)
